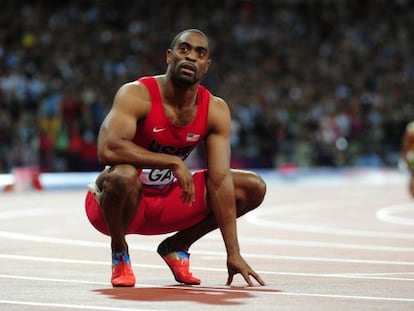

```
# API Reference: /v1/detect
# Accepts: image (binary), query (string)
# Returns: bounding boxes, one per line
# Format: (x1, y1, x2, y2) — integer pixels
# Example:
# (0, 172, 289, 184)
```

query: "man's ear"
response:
(205, 59, 212, 73)
(166, 49, 172, 64)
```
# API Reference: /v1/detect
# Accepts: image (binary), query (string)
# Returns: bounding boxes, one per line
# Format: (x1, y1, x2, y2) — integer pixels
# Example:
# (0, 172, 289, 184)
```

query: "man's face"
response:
(167, 32, 211, 86)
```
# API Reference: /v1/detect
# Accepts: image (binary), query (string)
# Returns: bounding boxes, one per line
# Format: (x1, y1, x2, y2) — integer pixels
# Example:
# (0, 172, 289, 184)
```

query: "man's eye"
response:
(196, 49, 207, 58)
(178, 45, 189, 53)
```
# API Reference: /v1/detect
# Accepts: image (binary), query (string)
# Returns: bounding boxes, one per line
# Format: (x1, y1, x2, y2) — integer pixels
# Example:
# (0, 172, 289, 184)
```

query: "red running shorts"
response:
(85, 170, 208, 235)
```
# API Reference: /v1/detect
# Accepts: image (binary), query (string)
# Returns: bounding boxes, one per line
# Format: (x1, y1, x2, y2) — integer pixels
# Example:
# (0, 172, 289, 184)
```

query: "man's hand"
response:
(226, 254, 265, 286)
(171, 160, 195, 205)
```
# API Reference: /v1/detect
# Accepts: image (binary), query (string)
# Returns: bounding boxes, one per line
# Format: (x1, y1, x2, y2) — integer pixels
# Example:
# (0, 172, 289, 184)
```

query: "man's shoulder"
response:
(207, 93, 227, 108)
(137, 75, 163, 84)
(117, 81, 150, 99)
(113, 80, 152, 112)
(206, 92, 230, 127)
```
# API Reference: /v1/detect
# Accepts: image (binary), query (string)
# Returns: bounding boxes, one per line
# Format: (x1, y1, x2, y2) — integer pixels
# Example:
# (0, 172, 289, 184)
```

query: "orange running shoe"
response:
(111, 251, 136, 287)
(157, 240, 201, 285)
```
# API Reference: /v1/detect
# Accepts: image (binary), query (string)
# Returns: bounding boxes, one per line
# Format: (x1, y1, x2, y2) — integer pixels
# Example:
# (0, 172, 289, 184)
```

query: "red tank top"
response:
(133, 76, 210, 188)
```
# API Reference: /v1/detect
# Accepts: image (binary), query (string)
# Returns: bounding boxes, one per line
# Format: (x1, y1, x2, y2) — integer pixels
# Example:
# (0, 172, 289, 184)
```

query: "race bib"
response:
(139, 168, 175, 186)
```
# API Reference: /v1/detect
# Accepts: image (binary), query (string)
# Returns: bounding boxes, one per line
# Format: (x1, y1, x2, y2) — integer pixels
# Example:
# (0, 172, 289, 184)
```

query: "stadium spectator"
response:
(1, 0, 414, 173)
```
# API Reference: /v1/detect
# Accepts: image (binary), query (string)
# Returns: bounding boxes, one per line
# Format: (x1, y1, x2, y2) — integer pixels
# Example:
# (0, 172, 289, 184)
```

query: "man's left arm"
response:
(205, 97, 264, 286)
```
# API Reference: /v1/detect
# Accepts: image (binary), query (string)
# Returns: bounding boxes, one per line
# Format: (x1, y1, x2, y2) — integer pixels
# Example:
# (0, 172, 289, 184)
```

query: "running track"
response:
(0, 168, 413, 310)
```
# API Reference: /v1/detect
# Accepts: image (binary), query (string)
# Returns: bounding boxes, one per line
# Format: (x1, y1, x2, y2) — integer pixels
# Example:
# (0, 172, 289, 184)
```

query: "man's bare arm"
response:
(97, 82, 194, 203)
(205, 96, 265, 286)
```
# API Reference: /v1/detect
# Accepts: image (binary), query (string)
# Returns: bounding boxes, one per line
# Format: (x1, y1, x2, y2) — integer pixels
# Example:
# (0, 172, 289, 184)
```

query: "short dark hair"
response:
(170, 29, 210, 50)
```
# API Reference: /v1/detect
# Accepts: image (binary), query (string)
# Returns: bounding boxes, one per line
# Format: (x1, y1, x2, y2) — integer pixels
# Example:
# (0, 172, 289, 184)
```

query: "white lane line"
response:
(233, 235, 414, 252)
(0, 249, 414, 269)
(0, 207, 71, 220)
(0, 273, 108, 285)
(0, 230, 108, 247)
(2, 201, 414, 252)
(246, 207, 414, 239)
(3, 229, 414, 253)
(328, 276, 414, 281)
(0, 275, 413, 303)
(0, 300, 160, 311)
(2, 252, 414, 267)
(3, 200, 410, 243)
(0, 254, 414, 281)
(2, 270, 413, 283)
(376, 204, 414, 226)
(340, 272, 414, 276)
(271, 292, 414, 302)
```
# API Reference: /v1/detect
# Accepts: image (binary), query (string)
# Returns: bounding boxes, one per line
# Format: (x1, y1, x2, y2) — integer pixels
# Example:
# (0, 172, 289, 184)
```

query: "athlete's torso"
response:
(133, 76, 210, 188)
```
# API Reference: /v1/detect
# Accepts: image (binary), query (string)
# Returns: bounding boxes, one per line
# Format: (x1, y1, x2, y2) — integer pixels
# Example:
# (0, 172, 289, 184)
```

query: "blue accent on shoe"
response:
(112, 250, 130, 265)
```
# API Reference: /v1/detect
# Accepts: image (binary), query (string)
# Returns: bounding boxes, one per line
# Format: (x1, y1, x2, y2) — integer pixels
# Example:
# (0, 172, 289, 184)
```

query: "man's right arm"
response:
(97, 82, 180, 170)
(97, 81, 195, 203)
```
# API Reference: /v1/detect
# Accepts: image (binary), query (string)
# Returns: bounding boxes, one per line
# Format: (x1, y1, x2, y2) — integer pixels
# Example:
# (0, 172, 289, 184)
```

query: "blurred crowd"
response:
(1, 0, 414, 173)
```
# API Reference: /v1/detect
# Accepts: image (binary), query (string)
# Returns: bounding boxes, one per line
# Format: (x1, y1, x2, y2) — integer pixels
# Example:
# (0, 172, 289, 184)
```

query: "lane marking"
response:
(2, 229, 414, 256)
(0, 300, 160, 311)
(2, 253, 414, 271)
(0, 207, 71, 220)
(246, 207, 414, 239)
(231, 235, 414, 252)
(340, 272, 414, 276)
(0, 273, 108, 285)
(2, 270, 414, 283)
(1, 195, 413, 308)
(272, 292, 414, 302)
(0, 230, 108, 248)
(2, 203, 414, 252)
(376, 204, 414, 226)
(1, 276, 414, 303)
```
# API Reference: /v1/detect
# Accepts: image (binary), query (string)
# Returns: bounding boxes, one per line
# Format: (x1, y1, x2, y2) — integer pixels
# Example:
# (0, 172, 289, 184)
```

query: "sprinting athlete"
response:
(85, 29, 266, 287)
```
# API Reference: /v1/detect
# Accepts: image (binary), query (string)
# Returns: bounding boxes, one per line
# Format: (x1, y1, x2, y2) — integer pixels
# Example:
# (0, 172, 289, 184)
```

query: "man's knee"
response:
(99, 164, 141, 195)
(233, 170, 266, 214)
(246, 172, 266, 209)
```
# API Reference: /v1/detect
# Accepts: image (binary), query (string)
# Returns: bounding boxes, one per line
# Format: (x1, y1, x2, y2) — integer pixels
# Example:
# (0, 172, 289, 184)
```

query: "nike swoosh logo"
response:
(153, 127, 166, 133)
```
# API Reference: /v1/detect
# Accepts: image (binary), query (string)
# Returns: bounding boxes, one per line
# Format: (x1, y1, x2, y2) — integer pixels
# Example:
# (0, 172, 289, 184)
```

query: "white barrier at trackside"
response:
(0, 168, 409, 191)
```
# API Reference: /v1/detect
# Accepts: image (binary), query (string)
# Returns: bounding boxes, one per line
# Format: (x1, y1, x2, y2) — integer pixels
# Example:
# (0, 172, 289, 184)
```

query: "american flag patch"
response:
(186, 133, 200, 142)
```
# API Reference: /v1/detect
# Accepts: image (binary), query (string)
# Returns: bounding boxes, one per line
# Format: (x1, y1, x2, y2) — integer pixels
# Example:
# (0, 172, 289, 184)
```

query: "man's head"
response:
(166, 29, 211, 86)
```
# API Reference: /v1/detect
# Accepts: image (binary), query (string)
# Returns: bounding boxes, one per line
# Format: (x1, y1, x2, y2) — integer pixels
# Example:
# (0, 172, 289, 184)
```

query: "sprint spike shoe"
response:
(111, 251, 136, 287)
(157, 240, 201, 285)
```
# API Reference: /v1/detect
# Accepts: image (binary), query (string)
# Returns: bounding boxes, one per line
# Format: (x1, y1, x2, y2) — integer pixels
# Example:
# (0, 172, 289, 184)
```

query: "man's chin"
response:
(173, 76, 198, 86)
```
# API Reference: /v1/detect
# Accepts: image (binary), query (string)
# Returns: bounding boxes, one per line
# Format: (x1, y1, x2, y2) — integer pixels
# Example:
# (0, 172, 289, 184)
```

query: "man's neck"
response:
(162, 74, 198, 107)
